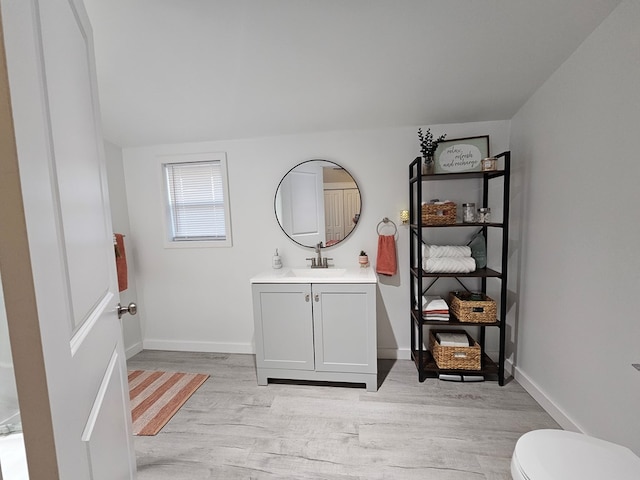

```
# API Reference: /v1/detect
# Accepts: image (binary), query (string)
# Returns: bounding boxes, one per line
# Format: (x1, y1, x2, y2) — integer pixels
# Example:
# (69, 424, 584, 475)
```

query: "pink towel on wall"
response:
(376, 235, 397, 276)
(114, 233, 128, 292)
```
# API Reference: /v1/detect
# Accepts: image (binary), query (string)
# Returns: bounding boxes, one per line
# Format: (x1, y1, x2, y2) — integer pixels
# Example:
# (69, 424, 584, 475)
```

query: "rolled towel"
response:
(423, 257, 476, 273)
(422, 244, 472, 258)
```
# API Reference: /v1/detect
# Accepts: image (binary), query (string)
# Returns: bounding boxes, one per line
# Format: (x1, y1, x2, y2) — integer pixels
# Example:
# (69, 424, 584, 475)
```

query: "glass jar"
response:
(462, 203, 476, 223)
(482, 157, 497, 171)
(478, 207, 491, 223)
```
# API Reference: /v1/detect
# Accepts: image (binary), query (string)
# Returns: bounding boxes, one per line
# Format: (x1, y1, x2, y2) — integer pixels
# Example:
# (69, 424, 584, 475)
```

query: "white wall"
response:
(123, 121, 509, 358)
(104, 141, 143, 358)
(510, 0, 640, 454)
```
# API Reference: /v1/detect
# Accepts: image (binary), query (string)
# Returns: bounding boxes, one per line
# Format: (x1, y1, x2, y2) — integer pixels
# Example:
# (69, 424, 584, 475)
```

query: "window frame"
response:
(160, 152, 232, 248)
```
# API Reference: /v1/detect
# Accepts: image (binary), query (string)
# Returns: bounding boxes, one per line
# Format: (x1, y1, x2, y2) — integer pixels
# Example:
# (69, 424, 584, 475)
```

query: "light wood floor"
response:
(128, 351, 559, 479)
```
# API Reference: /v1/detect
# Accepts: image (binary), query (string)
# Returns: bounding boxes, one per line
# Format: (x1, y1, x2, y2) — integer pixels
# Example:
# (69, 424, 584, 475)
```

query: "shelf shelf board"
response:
(419, 170, 506, 181)
(411, 267, 502, 278)
(411, 222, 503, 228)
(411, 309, 500, 326)
(411, 350, 499, 376)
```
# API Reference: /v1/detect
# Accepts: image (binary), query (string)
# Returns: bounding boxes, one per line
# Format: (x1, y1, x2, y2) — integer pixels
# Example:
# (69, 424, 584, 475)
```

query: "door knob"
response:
(117, 302, 137, 319)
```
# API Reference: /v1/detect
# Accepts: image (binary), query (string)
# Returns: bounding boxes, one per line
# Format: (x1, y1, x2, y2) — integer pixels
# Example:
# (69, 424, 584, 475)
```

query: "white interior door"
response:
(278, 164, 325, 246)
(343, 188, 361, 237)
(0, 0, 136, 478)
(323, 189, 345, 243)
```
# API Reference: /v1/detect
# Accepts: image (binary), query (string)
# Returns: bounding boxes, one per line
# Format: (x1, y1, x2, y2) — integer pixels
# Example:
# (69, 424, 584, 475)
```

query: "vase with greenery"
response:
(418, 128, 446, 174)
(359, 250, 369, 267)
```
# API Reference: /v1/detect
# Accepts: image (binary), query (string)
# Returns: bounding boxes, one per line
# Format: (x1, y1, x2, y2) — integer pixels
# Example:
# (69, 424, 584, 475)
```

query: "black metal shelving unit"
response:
(409, 152, 511, 385)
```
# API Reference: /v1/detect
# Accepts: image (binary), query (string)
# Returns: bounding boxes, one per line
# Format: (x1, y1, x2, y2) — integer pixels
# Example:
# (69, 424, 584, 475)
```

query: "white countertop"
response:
(250, 266, 378, 284)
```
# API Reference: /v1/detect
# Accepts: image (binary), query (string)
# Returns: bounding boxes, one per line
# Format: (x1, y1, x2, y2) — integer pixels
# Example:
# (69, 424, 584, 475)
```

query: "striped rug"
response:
(128, 369, 209, 436)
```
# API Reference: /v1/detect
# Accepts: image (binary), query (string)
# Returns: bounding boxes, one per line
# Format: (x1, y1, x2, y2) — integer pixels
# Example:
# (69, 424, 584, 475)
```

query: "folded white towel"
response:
(422, 295, 449, 312)
(423, 257, 476, 273)
(422, 244, 472, 258)
(436, 332, 470, 347)
(425, 314, 450, 321)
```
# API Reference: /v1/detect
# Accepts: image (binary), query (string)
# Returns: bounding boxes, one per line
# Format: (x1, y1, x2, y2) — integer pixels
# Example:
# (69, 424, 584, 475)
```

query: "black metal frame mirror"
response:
(274, 159, 361, 248)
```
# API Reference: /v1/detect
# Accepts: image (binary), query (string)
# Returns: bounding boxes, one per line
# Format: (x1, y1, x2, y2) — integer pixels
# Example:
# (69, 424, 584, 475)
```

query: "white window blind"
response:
(164, 160, 228, 242)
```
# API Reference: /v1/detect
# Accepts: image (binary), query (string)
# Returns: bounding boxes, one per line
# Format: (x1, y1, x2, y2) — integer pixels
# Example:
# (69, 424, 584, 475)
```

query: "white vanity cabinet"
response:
(251, 271, 377, 391)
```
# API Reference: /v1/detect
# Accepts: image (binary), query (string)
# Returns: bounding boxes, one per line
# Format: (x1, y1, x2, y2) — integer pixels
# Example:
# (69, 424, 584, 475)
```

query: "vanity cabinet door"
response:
(312, 283, 377, 374)
(252, 283, 314, 371)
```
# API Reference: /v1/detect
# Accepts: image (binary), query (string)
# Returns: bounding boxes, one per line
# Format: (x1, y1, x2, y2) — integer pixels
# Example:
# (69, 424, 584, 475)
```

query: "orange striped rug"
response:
(128, 369, 209, 436)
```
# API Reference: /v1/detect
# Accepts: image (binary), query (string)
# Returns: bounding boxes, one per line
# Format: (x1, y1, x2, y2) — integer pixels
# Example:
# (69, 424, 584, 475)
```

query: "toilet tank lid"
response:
(514, 430, 640, 480)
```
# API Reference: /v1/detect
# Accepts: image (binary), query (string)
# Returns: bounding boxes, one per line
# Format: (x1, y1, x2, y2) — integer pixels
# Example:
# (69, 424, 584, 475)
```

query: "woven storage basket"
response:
(422, 202, 456, 225)
(429, 329, 481, 370)
(449, 291, 497, 323)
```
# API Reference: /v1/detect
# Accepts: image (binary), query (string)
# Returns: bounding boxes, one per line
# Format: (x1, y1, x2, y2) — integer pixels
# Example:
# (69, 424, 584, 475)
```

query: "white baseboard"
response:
(378, 347, 411, 360)
(142, 339, 253, 354)
(139, 342, 411, 359)
(141, 344, 415, 360)
(125, 341, 143, 359)
(510, 363, 583, 433)
(504, 357, 514, 377)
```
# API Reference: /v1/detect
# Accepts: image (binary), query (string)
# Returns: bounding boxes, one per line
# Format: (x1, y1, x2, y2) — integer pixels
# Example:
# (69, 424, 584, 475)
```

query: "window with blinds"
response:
(163, 156, 232, 246)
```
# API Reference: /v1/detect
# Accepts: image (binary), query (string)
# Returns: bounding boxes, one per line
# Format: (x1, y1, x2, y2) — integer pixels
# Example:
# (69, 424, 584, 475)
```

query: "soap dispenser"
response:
(272, 249, 282, 269)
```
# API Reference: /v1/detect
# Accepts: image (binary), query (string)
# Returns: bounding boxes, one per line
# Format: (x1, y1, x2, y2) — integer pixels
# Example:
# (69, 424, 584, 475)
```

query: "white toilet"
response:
(511, 429, 640, 479)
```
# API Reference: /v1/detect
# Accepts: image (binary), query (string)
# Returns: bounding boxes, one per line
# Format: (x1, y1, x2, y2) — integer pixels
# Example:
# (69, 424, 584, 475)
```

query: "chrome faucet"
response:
(306, 242, 332, 268)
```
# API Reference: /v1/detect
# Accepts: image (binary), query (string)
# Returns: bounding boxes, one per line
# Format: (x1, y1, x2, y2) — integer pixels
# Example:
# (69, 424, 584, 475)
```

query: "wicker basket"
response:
(449, 291, 497, 323)
(421, 202, 456, 225)
(429, 329, 481, 370)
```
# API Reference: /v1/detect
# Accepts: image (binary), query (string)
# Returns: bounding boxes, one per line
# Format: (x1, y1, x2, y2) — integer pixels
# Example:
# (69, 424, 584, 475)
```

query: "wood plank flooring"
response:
(128, 351, 559, 479)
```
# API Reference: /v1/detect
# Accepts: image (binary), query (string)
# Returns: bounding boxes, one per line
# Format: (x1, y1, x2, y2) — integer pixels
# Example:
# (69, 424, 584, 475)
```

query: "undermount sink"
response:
(286, 268, 347, 278)
(250, 266, 376, 284)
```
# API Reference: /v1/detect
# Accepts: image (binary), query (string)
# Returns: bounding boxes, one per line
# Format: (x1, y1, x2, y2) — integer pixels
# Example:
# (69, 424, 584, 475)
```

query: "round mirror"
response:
(274, 160, 361, 248)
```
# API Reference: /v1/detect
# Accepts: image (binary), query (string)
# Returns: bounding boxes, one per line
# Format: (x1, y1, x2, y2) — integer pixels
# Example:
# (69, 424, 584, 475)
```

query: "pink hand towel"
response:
(376, 234, 397, 276)
(114, 233, 128, 292)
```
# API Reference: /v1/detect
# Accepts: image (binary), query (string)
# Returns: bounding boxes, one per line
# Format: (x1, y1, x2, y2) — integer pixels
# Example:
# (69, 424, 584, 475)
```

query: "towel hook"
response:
(377, 217, 398, 235)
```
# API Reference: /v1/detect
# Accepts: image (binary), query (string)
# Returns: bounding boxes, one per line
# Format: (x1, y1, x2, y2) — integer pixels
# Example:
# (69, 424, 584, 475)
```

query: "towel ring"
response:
(377, 217, 397, 235)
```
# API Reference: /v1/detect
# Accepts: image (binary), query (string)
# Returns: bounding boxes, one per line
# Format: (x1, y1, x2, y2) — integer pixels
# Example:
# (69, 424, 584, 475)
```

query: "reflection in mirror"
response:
(0, 272, 27, 479)
(275, 160, 361, 248)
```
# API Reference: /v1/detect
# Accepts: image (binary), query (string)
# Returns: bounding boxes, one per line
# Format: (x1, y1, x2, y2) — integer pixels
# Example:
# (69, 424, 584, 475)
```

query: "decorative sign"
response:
(434, 136, 489, 174)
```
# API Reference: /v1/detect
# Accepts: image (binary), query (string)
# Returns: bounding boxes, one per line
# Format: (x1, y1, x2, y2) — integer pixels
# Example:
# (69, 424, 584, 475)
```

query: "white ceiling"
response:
(83, 0, 621, 147)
